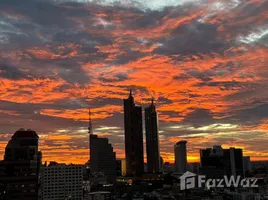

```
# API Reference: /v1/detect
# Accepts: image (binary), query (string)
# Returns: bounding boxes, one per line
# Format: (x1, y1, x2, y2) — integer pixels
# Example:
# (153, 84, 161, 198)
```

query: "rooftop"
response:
(176, 140, 187, 145)
(11, 128, 39, 139)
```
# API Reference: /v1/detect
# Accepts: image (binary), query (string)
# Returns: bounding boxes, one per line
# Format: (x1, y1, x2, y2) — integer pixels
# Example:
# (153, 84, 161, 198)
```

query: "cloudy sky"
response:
(0, 0, 267, 164)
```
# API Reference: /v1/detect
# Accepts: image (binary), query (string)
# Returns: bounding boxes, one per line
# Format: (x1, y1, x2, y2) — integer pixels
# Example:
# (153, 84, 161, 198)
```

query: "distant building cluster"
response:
(0, 90, 267, 200)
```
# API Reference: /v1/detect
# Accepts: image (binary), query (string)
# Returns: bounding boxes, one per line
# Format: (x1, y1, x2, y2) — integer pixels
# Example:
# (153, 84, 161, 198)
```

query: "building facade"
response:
(88, 191, 111, 200)
(121, 159, 127, 176)
(145, 99, 160, 173)
(123, 90, 144, 176)
(0, 129, 41, 200)
(41, 162, 83, 200)
(174, 141, 187, 174)
(90, 134, 117, 183)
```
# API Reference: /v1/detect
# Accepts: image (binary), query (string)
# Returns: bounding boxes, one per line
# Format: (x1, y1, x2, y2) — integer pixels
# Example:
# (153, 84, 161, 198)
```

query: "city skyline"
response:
(0, 128, 259, 200)
(0, 92, 263, 165)
(0, 0, 268, 164)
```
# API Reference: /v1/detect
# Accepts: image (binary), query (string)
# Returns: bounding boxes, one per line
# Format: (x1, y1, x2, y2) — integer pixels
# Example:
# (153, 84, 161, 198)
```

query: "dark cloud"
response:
(155, 22, 229, 55)
(0, 62, 30, 79)
(182, 109, 215, 126)
(228, 103, 268, 126)
(187, 69, 213, 82)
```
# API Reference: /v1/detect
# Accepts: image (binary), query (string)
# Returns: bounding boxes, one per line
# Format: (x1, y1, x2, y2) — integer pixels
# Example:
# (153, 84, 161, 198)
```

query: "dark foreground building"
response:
(0, 129, 41, 200)
(145, 99, 160, 173)
(124, 90, 144, 176)
(200, 145, 244, 178)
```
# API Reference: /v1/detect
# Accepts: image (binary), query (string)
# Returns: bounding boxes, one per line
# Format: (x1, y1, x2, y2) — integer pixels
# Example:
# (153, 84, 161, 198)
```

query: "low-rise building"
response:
(41, 162, 83, 200)
(88, 191, 111, 200)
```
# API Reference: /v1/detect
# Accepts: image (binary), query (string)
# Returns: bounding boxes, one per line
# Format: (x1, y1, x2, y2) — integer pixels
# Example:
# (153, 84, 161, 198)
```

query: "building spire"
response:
(151, 97, 154, 105)
(151, 97, 156, 112)
(128, 89, 134, 104)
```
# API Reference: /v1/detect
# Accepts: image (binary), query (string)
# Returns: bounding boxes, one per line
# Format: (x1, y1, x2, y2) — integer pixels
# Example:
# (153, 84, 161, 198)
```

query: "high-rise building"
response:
(123, 90, 144, 176)
(145, 99, 160, 173)
(0, 129, 41, 200)
(90, 134, 117, 183)
(200, 145, 244, 178)
(229, 147, 244, 177)
(174, 141, 187, 174)
(41, 162, 83, 200)
(87, 107, 117, 183)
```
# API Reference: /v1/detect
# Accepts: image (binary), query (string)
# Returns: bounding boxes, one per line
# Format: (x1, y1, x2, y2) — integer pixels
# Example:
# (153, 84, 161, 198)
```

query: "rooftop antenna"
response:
(231, 132, 234, 148)
(86, 87, 93, 160)
(88, 108, 93, 135)
(88, 107, 93, 160)
(151, 96, 154, 105)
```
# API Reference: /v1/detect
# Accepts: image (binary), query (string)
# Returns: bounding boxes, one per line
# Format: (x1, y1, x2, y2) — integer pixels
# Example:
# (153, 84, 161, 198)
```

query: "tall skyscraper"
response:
(124, 90, 144, 176)
(90, 134, 117, 183)
(0, 129, 41, 200)
(145, 99, 160, 173)
(174, 140, 187, 174)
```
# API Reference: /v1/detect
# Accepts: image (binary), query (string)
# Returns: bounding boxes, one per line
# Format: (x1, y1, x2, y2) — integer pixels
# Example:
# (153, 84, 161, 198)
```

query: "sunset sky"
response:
(0, 0, 267, 164)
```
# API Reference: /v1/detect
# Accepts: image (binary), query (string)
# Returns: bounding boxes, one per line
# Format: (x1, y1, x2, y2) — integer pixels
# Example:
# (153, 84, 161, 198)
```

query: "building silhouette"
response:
(0, 129, 41, 200)
(90, 134, 117, 183)
(123, 90, 144, 176)
(174, 141, 187, 174)
(88, 107, 117, 183)
(160, 156, 164, 172)
(41, 162, 83, 200)
(145, 99, 160, 173)
(200, 145, 244, 178)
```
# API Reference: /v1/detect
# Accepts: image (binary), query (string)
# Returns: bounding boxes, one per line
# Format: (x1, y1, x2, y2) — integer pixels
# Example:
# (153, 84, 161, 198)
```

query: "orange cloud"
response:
(0, 78, 68, 104)
(40, 105, 122, 121)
